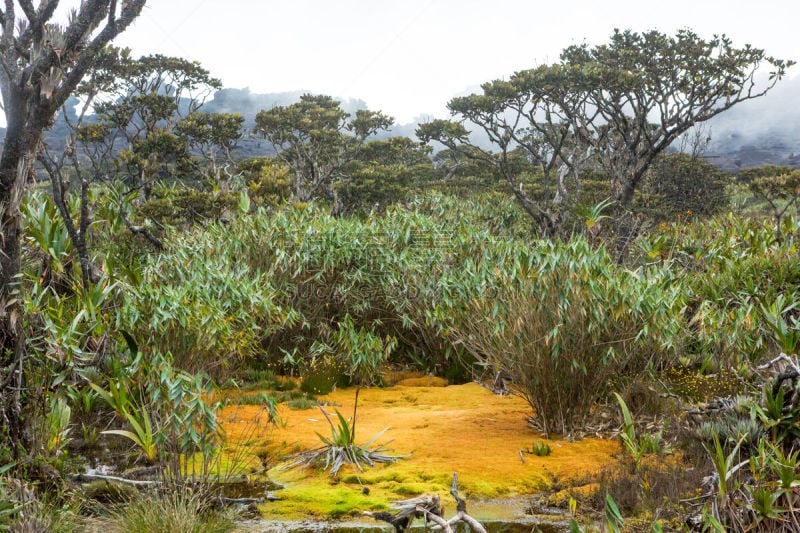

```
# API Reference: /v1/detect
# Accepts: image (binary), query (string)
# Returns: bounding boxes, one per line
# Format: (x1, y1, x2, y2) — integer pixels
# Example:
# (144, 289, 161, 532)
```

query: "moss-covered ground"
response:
(219, 380, 619, 520)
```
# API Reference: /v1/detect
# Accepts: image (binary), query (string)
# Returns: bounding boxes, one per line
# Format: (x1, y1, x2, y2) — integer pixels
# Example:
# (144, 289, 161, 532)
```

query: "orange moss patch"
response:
(219, 382, 619, 519)
(394, 376, 448, 387)
(383, 369, 428, 385)
(549, 483, 601, 506)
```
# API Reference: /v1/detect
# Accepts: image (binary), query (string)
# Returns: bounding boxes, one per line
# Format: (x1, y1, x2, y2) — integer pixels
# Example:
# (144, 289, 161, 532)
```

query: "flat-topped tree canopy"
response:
(418, 28, 793, 238)
(552, 28, 793, 205)
(254, 94, 393, 207)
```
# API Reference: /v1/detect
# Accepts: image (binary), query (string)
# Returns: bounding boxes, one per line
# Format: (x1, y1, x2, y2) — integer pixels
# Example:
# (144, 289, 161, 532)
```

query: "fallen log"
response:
(363, 473, 487, 533)
(70, 473, 159, 486)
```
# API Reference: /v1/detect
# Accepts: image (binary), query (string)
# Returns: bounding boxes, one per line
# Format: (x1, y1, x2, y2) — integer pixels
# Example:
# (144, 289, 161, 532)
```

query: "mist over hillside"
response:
(4, 80, 798, 171)
(202, 88, 369, 123)
(202, 83, 800, 170)
(701, 75, 800, 170)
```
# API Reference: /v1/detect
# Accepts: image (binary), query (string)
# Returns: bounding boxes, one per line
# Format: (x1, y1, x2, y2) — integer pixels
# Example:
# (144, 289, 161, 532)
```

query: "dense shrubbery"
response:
(118, 193, 800, 435)
(21, 182, 800, 417)
(10, 171, 800, 530)
(639, 152, 731, 219)
(445, 238, 684, 436)
(128, 201, 464, 378)
(637, 213, 800, 368)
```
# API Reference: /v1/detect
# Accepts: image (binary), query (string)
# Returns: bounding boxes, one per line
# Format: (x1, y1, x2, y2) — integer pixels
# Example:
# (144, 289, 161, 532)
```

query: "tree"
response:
(332, 137, 433, 213)
(419, 29, 792, 237)
(0, 0, 146, 456)
(747, 169, 800, 245)
(639, 152, 730, 220)
(430, 146, 502, 184)
(90, 53, 221, 195)
(176, 111, 245, 190)
(253, 94, 393, 209)
(416, 67, 593, 237)
(555, 29, 792, 206)
(36, 52, 222, 289)
(354, 136, 432, 168)
(635, 124, 730, 219)
(38, 48, 127, 290)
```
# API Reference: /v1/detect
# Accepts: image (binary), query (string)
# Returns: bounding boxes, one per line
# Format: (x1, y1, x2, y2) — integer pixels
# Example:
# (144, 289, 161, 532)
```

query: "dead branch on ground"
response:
(363, 473, 487, 533)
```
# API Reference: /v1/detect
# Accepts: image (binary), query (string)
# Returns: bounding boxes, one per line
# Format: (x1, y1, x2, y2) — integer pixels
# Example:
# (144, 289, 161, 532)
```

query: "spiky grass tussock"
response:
(99, 487, 234, 533)
(282, 389, 408, 477)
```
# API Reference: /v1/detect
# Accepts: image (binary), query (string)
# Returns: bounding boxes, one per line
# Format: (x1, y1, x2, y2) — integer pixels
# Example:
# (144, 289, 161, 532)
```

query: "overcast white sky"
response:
(108, 1, 800, 123)
(0, 1, 791, 127)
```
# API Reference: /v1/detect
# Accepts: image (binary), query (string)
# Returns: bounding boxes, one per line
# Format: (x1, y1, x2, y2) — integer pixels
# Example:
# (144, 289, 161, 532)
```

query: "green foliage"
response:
(177, 112, 244, 156)
(300, 364, 343, 395)
(333, 137, 435, 213)
(747, 169, 800, 243)
(44, 396, 72, 457)
(134, 200, 468, 377)
(604, 493, 624, 533)
(22, 192, 74, 276)
(706, 431, 747, 507)
(254, 94, 393, 204)
(524, 441, 552, 457)
(419, 28, 791, 233)
(418, 84, 585, 237)
(123, 230, 293, 374)
(335, 162, 417, 214)
(738, 165, 797, 184)
(176, 111, 246, 190)
(640, 152, 731, 220)
(0, 463, 19, 530)
(448, 237, 683, 436)
(567, 494, 641, 533)
(695, 416, 762, 451)
(312, 315, 398, 386)
(89, 53, 222, 190)
(613, 393, 671, 472)
(751, 383, 800, 449)
(646, 213, 800, 367)
(90, 350, 224, 479)
(101, 489, 233, 533)
(300, 391, 402, 477)
(135, 186, 238, 228)
(696, 355, 800, 531)
(615, 392, 641, 469)
(759, 295, 800, 356)
(92, 373, 158, 462)
(555, 28, 792, 205)
(242, 157, 293, 205)
(101, 403, 157, 463)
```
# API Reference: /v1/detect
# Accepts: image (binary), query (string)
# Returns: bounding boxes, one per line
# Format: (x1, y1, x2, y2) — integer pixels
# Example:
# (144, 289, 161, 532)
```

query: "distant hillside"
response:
(702, 75, 800, 170)
(192, 88, 420, 159)
(4, 82, 799, 172)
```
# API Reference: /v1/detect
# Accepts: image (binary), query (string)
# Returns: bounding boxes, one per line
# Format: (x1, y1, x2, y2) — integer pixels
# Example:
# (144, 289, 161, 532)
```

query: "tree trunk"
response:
(0, 0, 148, 459)
(611, 170, 641, 263)
(0, 139, 39, 456)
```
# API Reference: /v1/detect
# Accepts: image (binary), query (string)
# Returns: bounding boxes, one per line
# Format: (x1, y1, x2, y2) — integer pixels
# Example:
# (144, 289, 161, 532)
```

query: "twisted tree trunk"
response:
(0, 0, 147, 458)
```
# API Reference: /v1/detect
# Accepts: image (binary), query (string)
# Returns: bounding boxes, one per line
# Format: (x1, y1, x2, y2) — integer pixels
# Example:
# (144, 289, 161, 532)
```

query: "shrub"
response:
(310, 315, 398, 386)
(102, 488, 233, 533)
(639, 152, 731, 220)
(448, 237, 683, 437)
(136, 188, 238, 229)
(655, 213, 800, 366)
(123, 236, 296, 375)
(91, 351, 225, 480)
